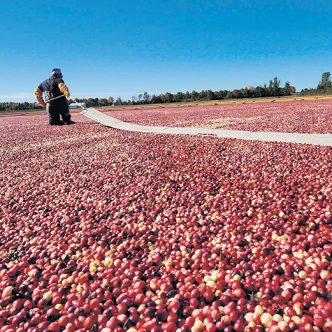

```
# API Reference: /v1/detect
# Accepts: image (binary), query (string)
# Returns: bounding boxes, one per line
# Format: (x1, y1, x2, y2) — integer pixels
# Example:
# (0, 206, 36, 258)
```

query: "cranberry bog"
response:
(0, 99, 331, 332)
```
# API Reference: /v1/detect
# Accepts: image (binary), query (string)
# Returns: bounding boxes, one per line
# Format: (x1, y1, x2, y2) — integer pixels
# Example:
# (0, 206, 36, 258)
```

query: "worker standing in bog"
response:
(35, 68, 75, 125)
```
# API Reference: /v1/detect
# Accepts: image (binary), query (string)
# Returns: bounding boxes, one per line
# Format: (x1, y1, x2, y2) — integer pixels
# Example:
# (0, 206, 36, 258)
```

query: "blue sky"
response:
(1, 0, 332, 102)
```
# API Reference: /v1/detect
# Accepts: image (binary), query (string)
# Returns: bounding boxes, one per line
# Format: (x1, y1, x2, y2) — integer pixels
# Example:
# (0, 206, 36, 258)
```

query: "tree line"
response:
(0, 102, 36, 112)
(1, 72, 331, 111)
(113, 78, 294, 106)
(0, 98, 114, 112)
(74, 97, 114, 107)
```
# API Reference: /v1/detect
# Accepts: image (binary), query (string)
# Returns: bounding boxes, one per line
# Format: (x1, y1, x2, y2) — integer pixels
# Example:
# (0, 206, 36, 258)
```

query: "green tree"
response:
(283, 81, 291, 96)
(272, 77, 281, 96)
(317, 72, 331, 90)
(185, 91, 191, 101)
(151, 94, 162, 103)
(114, 97, 123, 106)
(143, 92, 151, 103)
(108, 96, 114, 104)
(174, 92, 185, 102)
(225, 91, 233, 99)
(191, 90, 199, 101)
(206, 90, 215, 100)
(162, 92, 174, 103)
(255, 86, 265, 98)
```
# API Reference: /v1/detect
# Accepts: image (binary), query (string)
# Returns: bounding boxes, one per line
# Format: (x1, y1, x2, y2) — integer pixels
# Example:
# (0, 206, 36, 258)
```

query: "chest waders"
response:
(46, 95, 71, 125)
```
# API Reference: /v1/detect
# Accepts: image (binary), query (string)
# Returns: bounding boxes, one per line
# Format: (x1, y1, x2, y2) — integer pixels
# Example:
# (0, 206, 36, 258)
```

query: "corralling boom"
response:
(81, 108, 332, 147)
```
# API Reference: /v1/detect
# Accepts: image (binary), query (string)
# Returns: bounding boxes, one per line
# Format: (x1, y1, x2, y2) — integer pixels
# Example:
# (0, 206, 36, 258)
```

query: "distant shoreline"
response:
(1, 94, 332, 116)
